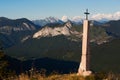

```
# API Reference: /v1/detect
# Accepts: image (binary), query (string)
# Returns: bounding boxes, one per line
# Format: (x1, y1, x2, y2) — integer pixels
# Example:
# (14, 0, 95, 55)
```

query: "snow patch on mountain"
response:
(45, 17, 60, 23)
(61, 16, 69, 22)
(33, 17, 63, 26)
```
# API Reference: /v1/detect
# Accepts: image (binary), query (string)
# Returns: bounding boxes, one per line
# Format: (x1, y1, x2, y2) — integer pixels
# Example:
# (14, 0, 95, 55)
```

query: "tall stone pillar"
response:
(78, 9, 92, 76)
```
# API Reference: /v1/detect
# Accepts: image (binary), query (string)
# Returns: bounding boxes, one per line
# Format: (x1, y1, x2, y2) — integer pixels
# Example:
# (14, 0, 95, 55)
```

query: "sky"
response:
(0, 0, 120, 20)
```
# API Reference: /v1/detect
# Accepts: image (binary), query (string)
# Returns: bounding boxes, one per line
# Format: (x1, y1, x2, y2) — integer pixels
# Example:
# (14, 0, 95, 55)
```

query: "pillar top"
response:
(84, 9, 90, 20)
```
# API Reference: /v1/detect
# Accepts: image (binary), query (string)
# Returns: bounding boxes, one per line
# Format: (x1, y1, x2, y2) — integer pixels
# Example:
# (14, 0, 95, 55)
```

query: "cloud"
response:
(113, 11, 120, 20)
(61, 16, 82, 22)
(91, 11, 120, 20)
(61, 11, 120, 22)
(71, 16, 82, 22)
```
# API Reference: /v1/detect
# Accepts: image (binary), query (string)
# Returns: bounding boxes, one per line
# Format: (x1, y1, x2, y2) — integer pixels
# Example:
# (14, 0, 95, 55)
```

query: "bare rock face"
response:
(0, 17, 38, 48)
(33, 22, 81, 39)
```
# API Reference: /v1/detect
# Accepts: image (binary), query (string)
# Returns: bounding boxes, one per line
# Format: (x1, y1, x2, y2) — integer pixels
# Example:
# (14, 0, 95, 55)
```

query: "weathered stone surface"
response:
(78, 20, 92, 76)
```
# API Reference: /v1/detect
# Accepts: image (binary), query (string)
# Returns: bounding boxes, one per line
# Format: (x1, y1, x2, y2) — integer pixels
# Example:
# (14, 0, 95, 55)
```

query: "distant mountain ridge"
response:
(33, 21, 110, 44)
(32, 16, 83, 26)
(4, 20, 111, 60)
(32, 17, 64, 26)
(103, 20, 120, 37)
(0, 16, 120, 60)
(0, 17, 40, 31)
(0, 17, 40, 48)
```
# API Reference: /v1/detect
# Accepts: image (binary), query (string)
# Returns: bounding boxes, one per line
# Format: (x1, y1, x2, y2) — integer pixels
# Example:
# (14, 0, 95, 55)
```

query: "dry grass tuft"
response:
(3, 70, 120, 80)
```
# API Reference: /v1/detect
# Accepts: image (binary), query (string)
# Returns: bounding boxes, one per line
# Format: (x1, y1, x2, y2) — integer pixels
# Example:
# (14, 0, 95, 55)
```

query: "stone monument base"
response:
(77, 70, 92, 76)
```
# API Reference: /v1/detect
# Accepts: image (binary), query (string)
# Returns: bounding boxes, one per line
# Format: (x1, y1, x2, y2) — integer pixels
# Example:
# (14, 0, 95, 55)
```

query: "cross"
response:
(84, 9, 90, 20)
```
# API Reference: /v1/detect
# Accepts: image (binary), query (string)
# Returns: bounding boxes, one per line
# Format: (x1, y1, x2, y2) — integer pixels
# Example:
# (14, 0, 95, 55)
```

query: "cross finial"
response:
(84, 9, 90, 20)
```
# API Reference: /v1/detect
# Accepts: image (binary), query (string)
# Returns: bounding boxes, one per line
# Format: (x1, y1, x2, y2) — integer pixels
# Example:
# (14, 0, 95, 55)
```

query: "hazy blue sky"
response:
(0, 0, 120, 20)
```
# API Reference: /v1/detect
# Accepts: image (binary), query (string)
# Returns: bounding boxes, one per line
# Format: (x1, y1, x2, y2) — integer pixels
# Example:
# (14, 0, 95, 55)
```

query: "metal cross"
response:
(84, 9, 90, 20)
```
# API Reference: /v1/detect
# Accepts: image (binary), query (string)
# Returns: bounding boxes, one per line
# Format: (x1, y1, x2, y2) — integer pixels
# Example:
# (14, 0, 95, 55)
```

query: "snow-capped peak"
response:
(61, 16, 69, 22)
(33, 17, 63, 26)
(45, 17, 60, 23)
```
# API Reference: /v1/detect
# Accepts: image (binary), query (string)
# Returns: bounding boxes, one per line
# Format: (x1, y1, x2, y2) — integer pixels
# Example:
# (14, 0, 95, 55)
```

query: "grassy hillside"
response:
(5, 35, 82, 61)
(103, 20, 120, 37)
(3, 23, 120, 75)
(5, 39, 120, 73)
(91, 39, 120, 73)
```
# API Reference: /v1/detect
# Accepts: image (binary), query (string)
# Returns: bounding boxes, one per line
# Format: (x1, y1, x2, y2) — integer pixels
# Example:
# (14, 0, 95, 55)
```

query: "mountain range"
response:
(32, 16, 83, 26)
(32, 16, 112, 27)
(0, 17, 120, 59)
(1, 16, 120, 74)
(32, 17, 64, 26)
(0, 17, 118, 59)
